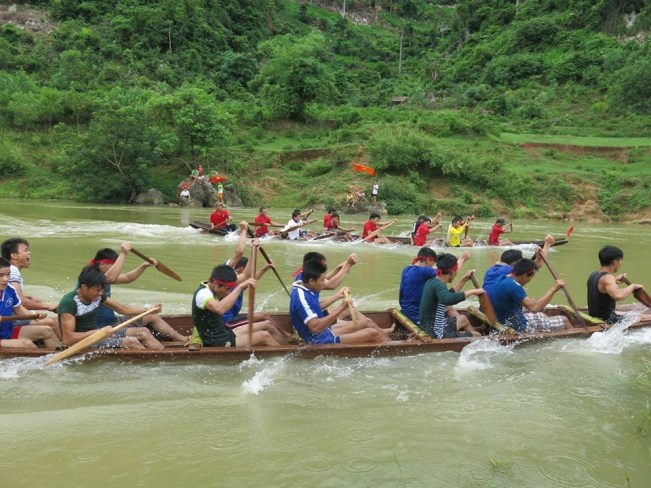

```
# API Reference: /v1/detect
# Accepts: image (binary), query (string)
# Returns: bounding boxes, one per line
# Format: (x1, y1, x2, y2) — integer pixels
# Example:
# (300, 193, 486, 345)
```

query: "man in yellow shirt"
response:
(446, 215, 474, 247)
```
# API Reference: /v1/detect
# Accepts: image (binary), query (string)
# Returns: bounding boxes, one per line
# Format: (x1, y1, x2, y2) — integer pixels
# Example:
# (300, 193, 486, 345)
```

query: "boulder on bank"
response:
(176, 178, 243, 208)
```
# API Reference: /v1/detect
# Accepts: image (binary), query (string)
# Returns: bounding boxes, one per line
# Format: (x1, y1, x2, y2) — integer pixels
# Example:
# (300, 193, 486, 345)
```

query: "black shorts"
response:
(441, 316, 472, 339)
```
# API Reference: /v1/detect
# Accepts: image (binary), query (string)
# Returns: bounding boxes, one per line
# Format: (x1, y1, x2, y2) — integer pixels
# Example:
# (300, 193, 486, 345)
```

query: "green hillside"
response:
(0, 0, 650, 220)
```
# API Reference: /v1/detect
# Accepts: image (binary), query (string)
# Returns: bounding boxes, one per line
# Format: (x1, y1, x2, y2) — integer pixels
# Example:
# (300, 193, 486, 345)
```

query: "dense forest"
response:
(1, 0, 650, 219)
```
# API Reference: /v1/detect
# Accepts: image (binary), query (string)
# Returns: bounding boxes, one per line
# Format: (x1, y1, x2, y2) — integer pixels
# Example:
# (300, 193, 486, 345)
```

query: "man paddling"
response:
(491, 258, 570, 332)
(90, 243, 188, 343)
(399, 248, 470, 325)
(254, 207, 283, 238)
(210, 202, 236, 234)
(587, 245, 647, 324)
(59, 265, 165, 350)
(482, 234, 555, 303)
(186, 224, 291, 350)
(418, 253, 483, 338)
(1, 237, 62, 340)
(289, 260, 390, 345)
(362, 212, 391, 244)
(0, 257, 59, 349)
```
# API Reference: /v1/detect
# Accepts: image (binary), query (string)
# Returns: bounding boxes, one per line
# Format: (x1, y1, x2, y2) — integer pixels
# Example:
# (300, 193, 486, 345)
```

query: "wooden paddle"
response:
(469, 275, 498, 325)
(361, 219, 397, 243)
(0, 313, 39, 322)
(246, 228, 291, 297)
(538, 252, 587, 327)
(247, 244, 257, 348)
(620, 277, 651, 308)
(131, 247, 182, 282)
(343, 289, 357, 321)
(45, 308, 158, 365)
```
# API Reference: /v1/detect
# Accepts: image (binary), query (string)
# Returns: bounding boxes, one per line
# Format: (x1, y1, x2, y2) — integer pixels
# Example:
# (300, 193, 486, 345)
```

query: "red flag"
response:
(353, 163, 375, 176)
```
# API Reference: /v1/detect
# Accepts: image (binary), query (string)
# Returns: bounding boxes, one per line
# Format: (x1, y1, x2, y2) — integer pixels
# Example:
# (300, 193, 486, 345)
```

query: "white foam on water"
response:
(455, 337, 515, 373)
(0, 356, 49, 379)
(240, 356, 287, 395)
(566, 307, 649, 354)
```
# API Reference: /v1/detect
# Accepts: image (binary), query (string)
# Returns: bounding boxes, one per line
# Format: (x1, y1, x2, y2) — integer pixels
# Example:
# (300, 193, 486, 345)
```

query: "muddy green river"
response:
(1, 199, 649, 487)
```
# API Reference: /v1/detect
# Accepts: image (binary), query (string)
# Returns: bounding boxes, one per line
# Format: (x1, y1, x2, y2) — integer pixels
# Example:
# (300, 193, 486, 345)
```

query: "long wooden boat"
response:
(189, 221, 228, 235)
(334, 235, 569, 247)
(1, 306, 648, 362)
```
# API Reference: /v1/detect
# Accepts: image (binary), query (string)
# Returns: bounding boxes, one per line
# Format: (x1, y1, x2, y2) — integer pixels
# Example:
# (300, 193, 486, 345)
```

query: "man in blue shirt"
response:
(492, 258, 570, 332)
(289, 260, 388, 345)
(399, 248, 470, 324)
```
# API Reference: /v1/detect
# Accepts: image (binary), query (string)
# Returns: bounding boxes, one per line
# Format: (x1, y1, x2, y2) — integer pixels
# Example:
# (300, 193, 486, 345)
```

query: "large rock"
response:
(136, 188, 164, 205)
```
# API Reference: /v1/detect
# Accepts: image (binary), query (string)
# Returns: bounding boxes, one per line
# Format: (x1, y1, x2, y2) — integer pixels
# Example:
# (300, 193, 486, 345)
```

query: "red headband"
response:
(89, 259, 116, 266)
(436, 263, 459, 276)
(210, 278, 237, 288)
(412, 256, 434, 265)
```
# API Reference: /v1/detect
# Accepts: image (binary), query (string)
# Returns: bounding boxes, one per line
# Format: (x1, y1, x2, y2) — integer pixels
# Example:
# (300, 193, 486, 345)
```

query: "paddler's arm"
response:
(522, 280, 564, 312)
(227, 221, 249, 274)
(319, 287, 348, 310)
(104, 242, 131, 283)
(114, 261, 156, 284)
(104, 297, 162, 317)
(301, 209, 314, 220)
(452, 269, 476, 292)
(533, 235, 555, 267)
(306, 301, 347, 333)
(602, 273, 644, 300)
(324, 254, 357, 290)
(255, 262, 274, 281)
(60, 312, 113, 345)
(206, 279, 255, 315)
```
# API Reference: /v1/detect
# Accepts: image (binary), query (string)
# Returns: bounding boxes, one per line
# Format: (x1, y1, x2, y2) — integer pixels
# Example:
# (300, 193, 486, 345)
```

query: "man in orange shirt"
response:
(254, 207, 283, 238)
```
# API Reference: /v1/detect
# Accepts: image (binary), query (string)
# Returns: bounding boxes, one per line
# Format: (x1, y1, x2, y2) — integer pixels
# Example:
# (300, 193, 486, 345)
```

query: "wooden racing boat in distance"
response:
(1, 307, 649, 362)
(189, 221, 229, 235)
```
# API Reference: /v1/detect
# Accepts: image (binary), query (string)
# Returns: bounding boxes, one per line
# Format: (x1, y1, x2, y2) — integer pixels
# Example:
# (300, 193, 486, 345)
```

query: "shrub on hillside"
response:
(0, 142, 25, 176)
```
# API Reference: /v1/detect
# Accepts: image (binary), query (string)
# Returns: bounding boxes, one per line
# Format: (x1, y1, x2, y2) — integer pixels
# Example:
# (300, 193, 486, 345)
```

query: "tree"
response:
(253, 32, 338, 120)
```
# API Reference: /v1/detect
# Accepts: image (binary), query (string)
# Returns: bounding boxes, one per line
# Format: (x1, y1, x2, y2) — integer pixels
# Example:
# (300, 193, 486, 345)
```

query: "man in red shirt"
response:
(254, 207, 283, 237)
(413, 216, 442, 246)
(210, 203, 236, 234)
(488, 218, 513, 246)
(362, 212, 391, 244)
(323, 207, 337, 231)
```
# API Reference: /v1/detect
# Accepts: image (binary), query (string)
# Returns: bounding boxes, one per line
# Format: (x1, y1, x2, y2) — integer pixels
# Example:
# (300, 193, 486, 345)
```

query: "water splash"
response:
(583, 306, 649, 354)
(240, 356, 287, 395)
(455, 337, 515, 372)
(0, 356, 49, 379)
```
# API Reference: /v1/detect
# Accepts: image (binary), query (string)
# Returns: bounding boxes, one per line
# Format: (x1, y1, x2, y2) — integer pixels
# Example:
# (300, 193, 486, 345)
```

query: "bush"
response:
(0, 141, 25, 176)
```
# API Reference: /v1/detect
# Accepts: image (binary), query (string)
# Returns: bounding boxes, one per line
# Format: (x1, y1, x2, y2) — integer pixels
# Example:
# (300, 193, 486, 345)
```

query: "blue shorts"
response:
(307, 329, 341, 345)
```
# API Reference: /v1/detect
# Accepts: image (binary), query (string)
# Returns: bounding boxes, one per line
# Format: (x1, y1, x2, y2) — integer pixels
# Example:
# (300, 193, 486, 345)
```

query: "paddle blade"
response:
(566, 226, 574, 237)
(155, 261, 182, 282)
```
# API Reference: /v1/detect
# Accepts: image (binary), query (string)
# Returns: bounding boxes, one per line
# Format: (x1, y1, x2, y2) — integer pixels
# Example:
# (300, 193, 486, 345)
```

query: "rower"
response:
(491, 258, 571, 332)
(587, 245, 647, 324)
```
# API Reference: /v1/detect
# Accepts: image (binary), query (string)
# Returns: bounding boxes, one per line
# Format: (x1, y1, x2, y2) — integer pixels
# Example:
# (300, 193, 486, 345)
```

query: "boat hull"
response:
(1, 308, 648, 361)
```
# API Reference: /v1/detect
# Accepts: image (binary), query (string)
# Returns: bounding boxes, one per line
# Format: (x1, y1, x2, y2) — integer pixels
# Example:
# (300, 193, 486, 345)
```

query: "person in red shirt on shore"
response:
(413, 215, 442, 247)
(488, 218, 513, 246)
(210, 203, 236, 234)
(254, 207, 283, 238)
(362, 212, 391, 244)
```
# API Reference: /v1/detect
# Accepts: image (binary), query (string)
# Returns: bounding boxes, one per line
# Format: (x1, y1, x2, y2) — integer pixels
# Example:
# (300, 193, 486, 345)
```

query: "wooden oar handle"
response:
(538, 252, 586, 326)
(469, 275, 498, 324)
(620, 276, 651, 307)
(342, 289, 357, 321)
(130, 248, 154, 265)
(0, 313, 40, 323)
(246, 228, 291, 297)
